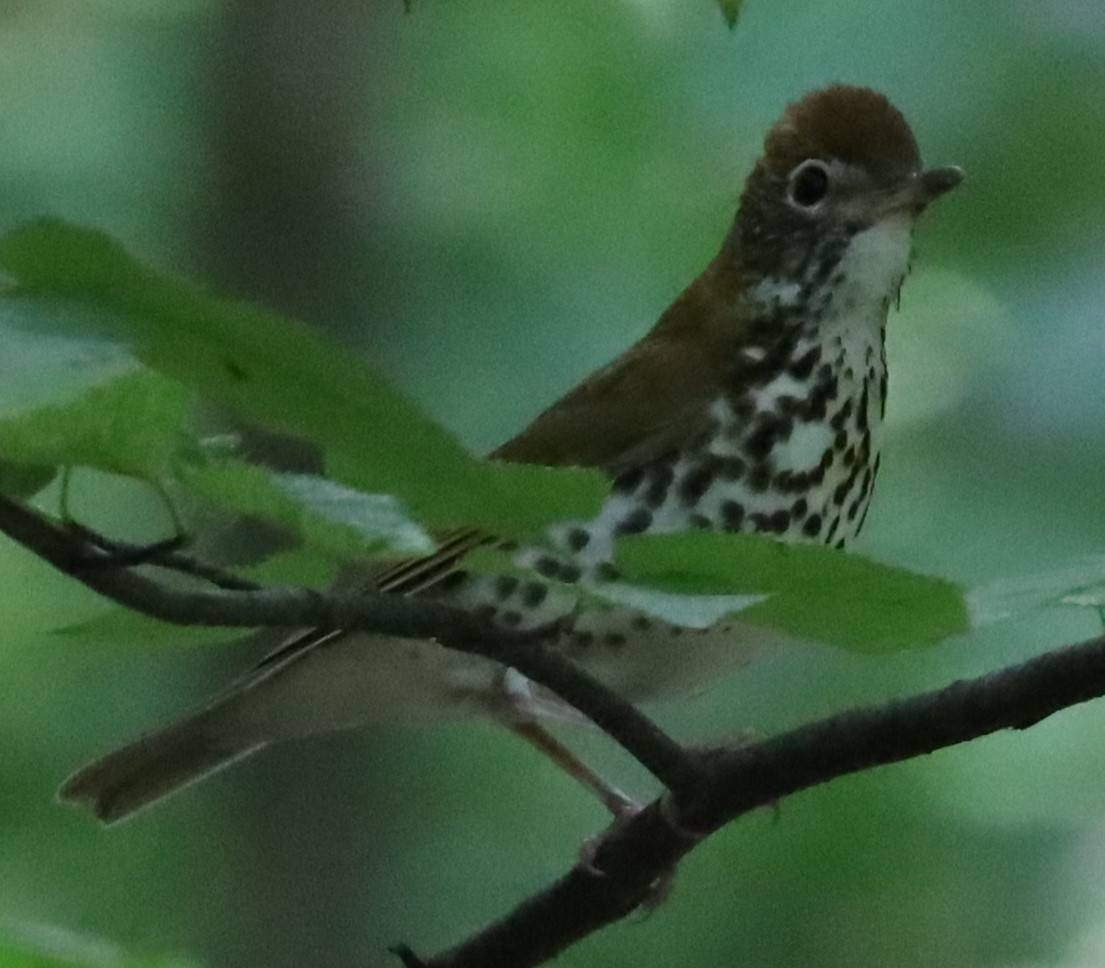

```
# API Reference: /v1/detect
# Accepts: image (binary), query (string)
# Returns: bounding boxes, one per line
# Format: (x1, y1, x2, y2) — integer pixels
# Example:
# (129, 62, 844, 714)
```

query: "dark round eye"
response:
(788, 160, 830, 208)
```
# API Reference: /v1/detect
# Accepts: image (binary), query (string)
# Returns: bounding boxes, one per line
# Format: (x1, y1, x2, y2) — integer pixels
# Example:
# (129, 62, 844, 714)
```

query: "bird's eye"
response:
(787, 160, 831, 209)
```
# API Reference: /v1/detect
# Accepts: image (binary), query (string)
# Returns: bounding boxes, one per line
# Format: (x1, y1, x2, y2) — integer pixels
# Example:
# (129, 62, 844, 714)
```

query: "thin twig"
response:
(64, 522, 262, 591)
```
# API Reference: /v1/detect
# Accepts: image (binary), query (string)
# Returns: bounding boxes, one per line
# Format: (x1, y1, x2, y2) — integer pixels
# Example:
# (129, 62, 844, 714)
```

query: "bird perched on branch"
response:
(61, 85, 962, 823)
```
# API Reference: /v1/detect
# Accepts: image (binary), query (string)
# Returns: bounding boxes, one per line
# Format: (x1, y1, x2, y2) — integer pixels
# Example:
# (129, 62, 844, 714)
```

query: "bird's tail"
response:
(58, 708, 265, 825)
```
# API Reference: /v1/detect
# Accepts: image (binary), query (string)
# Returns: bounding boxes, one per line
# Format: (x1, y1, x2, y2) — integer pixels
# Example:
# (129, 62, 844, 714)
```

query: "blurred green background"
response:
(4, 0, 1105, 966)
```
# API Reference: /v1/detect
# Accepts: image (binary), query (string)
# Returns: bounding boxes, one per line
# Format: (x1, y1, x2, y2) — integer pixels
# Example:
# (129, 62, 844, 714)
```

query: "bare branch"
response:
(0, 493, 697, 796)
(421, 632, 1105, 967)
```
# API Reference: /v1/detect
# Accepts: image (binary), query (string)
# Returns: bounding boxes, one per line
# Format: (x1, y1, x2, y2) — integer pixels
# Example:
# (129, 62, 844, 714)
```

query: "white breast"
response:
(833, 213, 912, 319)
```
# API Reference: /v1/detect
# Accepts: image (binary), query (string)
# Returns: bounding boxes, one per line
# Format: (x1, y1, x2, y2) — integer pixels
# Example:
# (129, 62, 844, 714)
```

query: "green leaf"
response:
(180, 460, 434, 559)
(0, 371, 191, 482)
(968, 556, 1105, 625)
(715, 0, 744, 29)
(0, 220, 606, 539)
(614, 532, 969, 653)
(0, 460, 56, 499)
(0, 297, 138, 418)
(0, 925, 194, 968)
(54, 606, 237, 648)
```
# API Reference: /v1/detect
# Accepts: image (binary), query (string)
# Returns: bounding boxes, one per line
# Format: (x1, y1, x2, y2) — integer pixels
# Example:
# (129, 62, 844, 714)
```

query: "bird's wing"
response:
(491, 327, 718, 477)
(251, 527, 491, 673)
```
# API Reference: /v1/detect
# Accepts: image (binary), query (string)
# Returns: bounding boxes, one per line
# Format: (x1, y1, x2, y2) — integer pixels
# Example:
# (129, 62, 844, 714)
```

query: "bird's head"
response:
(730, 85, 962, 304)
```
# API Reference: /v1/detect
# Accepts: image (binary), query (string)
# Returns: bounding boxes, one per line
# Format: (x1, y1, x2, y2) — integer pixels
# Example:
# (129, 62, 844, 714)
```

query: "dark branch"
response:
(423, 632, 1105, 967)
(6, 492, 1104, 966)
(0, 493, 696, 797)
(64, 523, 263, 590)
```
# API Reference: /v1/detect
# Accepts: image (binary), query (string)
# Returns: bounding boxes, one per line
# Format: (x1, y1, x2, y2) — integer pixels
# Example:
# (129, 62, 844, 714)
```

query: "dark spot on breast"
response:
(768, 509, 789, 533)
(842, 446, 856, 468)
(802, 513, 822, 537)
(593, 562, 621, 582)
(746, 415, 792, 460)
(834, 536, 847, 550)
(879, 371, 888, 418)
(788, 346, 820, 381)
(792, 497, 808, 518)
(632, 614, 652, 631)
(566, 527, 590, 552)
(500, 610, 523, 627)
(858, 384, 870, 432)
(833, 429, 847, 450)
(847, 496, 862, 521)
(603, 632, 628, 649)
(739, 353, 787, 388)
(775, 395, 802, 418)
(833, 479, 850, 506)
(719, 457, 746, 480)
(732, 396, 755, 422)
(572, 630, 595, 649)
(847, 459, 864, 491)
(558, 562, 582, 584)
(826, 517, 840, 542)
(613, 467, 645, 494)
(857, 433, 871, 464)
(748, 465, 772, 492)
(616, 507, 653, 535)
(643, 465, 675, 508)
(679, 459, 717, 505)
(534, 556, 561, 579)
(830, 399, 854, 431)
(494, 575, 519, 600)
(520, 581, 548, 608)
(722, 500, 745, 531)
(803, 386, 832, 422)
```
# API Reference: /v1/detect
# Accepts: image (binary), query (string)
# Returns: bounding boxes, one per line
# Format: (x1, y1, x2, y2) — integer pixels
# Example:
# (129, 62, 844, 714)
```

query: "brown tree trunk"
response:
(191, 4, 398, 965)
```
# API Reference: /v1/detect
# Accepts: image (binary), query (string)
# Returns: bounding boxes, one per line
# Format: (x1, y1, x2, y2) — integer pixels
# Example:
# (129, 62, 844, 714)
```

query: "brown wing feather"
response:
(492, 277, 730, 476)
(252, 528, 491, 672)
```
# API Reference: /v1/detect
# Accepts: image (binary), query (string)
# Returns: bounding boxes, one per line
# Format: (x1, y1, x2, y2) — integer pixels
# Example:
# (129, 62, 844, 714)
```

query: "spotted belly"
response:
(416, 347, 886, 707)
(574, 372, 883, 559)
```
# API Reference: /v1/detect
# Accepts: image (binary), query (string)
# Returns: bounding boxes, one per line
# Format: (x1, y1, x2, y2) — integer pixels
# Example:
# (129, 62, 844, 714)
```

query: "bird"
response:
(60, 85, 962, 824)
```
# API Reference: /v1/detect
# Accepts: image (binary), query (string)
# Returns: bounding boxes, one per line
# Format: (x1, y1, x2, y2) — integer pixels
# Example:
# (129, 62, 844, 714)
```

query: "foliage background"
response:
(3, 0, 1105, 966)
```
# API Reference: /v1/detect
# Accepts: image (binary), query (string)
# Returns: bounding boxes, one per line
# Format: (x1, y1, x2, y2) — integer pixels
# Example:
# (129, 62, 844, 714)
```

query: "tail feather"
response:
(59, 710, 264, 824)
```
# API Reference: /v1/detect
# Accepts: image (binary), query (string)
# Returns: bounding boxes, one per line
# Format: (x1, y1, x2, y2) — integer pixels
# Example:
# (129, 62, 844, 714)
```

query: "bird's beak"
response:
(880, 165, 965, 216)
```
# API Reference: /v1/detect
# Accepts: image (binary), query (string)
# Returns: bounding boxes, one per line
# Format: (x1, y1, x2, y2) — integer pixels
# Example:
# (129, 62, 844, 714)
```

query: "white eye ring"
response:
(787, 160, 831, 209)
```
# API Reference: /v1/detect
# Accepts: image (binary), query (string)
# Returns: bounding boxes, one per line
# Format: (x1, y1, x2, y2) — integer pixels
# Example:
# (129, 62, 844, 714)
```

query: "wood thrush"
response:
(61, 85, 962, 822)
